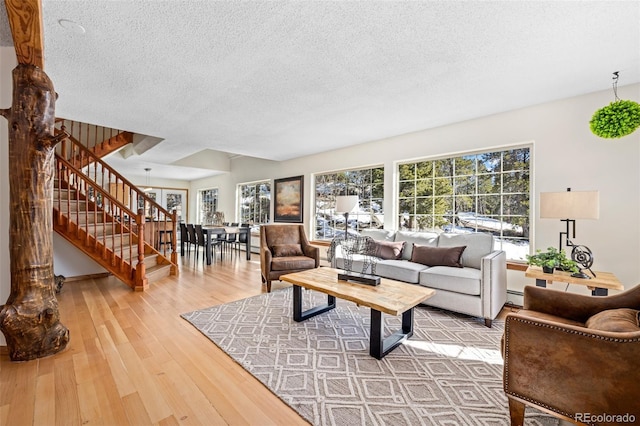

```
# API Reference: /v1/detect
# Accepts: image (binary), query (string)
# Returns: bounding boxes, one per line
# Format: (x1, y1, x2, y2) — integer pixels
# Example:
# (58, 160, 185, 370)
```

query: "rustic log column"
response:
(0, 64, 69, 361)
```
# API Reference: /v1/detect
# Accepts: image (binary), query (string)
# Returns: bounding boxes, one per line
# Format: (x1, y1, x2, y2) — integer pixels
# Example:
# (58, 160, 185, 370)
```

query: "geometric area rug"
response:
(181, 287, 558, 426)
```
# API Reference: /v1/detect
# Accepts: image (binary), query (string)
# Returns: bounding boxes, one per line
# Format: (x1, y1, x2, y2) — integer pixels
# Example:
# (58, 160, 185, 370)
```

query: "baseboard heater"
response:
(505, 289, 524, 309)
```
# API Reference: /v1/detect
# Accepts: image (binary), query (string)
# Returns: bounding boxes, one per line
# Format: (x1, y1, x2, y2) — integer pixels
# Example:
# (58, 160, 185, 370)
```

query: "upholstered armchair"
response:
(502, 284, 640, 425)
(260, 224, 319, 292)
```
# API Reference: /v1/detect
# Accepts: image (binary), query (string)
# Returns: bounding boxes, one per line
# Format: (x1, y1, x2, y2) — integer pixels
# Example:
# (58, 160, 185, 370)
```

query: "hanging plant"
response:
(590, 72, 640, 139)
(590, 99, 640, 138)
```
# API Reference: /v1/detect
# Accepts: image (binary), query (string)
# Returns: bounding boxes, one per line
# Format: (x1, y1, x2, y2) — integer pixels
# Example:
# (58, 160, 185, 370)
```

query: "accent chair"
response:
(260, 224, 319, 292)
(502, 284, 640, 425)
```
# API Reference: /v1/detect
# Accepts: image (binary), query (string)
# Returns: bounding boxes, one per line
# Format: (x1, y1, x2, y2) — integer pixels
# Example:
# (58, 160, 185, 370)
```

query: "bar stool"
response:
(158, 229, 174, 251)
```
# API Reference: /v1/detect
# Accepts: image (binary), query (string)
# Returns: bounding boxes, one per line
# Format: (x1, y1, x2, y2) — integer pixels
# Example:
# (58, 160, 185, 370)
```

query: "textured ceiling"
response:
(1, 1, 639, 180)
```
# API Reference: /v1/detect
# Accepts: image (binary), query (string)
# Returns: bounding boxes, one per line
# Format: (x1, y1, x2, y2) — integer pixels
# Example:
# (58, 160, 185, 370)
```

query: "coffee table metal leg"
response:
(370, 308, 414, 359)
(292, 285, 336, 322)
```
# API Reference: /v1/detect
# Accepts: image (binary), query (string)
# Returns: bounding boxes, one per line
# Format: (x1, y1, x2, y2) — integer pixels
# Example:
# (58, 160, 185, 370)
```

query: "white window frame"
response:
(197, 187, 219, 224)
(396, 144, 531, 261)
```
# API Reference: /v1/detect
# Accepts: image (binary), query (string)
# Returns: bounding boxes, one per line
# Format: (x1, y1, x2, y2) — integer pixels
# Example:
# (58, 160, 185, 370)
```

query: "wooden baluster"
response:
(65, 167, 71, 232)
(135, 209, 148, 291)
(85, 182, 91, 246)
(60, 125, 67, 159)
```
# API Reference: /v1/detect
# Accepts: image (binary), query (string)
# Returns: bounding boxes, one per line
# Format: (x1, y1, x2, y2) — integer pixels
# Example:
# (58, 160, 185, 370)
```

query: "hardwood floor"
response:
(0, 252, 308, 426)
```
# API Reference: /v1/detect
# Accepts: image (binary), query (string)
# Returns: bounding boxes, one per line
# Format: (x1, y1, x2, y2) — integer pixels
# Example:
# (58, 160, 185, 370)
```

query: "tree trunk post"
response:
(0, 64, 70, 361)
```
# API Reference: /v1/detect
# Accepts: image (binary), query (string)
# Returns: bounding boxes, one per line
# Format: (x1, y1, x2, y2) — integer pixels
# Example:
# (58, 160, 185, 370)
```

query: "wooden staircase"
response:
(53, 120, 177, 290)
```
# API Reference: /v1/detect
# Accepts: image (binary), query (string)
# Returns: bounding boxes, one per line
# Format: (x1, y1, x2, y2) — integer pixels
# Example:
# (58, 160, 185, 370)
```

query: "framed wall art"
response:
(273, 175, 303, 223)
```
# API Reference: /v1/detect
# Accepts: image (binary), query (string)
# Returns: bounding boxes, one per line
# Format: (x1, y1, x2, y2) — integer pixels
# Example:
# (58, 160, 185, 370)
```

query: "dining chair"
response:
(194, 225, 208, 262)
(186, 224, 198, 258)
(233, 223, 251, 254)
(208, 226, 226, 261)
(179, 223, 189, 256)
(225, 223, 240, 256)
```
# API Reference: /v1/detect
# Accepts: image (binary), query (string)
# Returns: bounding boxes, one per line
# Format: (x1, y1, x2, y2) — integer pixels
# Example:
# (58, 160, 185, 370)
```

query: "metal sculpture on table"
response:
(569, 243, 596, 279)
(328, 236, 380, 286)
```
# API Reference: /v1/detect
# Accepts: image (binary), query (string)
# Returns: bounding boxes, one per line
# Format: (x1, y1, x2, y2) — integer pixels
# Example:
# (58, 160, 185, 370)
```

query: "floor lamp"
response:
(540, 188, 599, 277)
(335, 195, 359, 239)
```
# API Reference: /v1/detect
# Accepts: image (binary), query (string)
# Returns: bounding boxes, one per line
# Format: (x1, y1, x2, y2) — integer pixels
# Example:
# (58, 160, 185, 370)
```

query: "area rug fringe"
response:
(182, 287, 557, 426)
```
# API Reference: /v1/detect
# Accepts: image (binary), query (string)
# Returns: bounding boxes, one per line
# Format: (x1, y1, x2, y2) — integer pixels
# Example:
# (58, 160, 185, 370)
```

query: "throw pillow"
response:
(373, 240, 405, 260)
(411, 244, 466, 268)
(585, 308, 640, 332)
(272, 244, 304, 257)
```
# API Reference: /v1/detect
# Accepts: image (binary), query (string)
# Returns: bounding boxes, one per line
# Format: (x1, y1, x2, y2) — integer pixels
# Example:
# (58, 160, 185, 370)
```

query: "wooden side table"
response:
(525, 266, 624, 296)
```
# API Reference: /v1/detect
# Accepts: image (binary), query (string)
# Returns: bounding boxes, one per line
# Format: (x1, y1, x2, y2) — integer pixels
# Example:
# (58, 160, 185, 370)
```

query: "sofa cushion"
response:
(419, 266, 482, 296)
(272, 244, 304, 257)
(270, 256, 316, 271)
(360, 228, 396, 241)
(437, 233, 493, 269)
(373, 240, 405, 260)
(586, 308, 640, 332)
(411, 244, 466, 268)
(394, 230, 439, 260)
(375, 260, 429, 284)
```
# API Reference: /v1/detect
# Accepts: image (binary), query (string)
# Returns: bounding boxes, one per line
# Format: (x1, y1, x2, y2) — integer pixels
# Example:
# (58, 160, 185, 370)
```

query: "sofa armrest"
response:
(503, 313, 640, 419)
(480, 250, 507, 320)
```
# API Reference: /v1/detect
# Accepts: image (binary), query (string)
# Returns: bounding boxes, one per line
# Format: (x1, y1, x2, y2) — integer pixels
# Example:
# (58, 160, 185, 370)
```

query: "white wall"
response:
(191, 84, 640, 294)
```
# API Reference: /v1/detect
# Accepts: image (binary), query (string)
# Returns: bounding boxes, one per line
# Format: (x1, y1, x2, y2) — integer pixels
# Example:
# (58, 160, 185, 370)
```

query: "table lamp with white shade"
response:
(335, 195, 359, 238)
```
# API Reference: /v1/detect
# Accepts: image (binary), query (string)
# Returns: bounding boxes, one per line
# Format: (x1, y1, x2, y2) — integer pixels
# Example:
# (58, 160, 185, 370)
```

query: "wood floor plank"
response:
(122, 392, 153, 425)
(33, 371, 55, 425)
(53, 357, 81, 425)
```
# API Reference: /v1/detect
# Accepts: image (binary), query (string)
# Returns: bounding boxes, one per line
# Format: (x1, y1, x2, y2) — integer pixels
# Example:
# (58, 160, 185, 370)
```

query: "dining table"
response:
(200, 226, 251, 264)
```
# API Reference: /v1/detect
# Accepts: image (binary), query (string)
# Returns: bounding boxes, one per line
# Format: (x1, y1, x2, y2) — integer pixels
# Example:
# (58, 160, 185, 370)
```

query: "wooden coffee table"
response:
(280, 267, 435, 359)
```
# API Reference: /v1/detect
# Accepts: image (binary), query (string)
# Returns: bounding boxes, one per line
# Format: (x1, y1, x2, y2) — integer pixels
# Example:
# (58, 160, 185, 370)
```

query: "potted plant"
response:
(527, 247, 578, 274)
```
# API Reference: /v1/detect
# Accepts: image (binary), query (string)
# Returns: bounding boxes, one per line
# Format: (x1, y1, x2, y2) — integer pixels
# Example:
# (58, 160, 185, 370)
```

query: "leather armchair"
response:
(260, 224, 319, 292)
(502, 284, 640, 425)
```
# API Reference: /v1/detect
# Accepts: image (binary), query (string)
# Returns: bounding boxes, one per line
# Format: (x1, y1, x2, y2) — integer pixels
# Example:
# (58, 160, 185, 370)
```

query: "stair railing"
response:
(56, 132, 178, 267)
(54, 156, 146, 288)
(55, 118, 126, 152)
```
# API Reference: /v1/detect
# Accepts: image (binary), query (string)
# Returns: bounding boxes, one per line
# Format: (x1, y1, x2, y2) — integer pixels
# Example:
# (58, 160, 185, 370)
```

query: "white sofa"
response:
(331, 229, 507, 327)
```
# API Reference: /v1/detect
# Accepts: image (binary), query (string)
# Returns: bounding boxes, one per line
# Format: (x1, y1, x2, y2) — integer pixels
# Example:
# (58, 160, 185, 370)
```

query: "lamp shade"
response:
(335, 195, 359, 213)
(540, 190, 599, 219)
